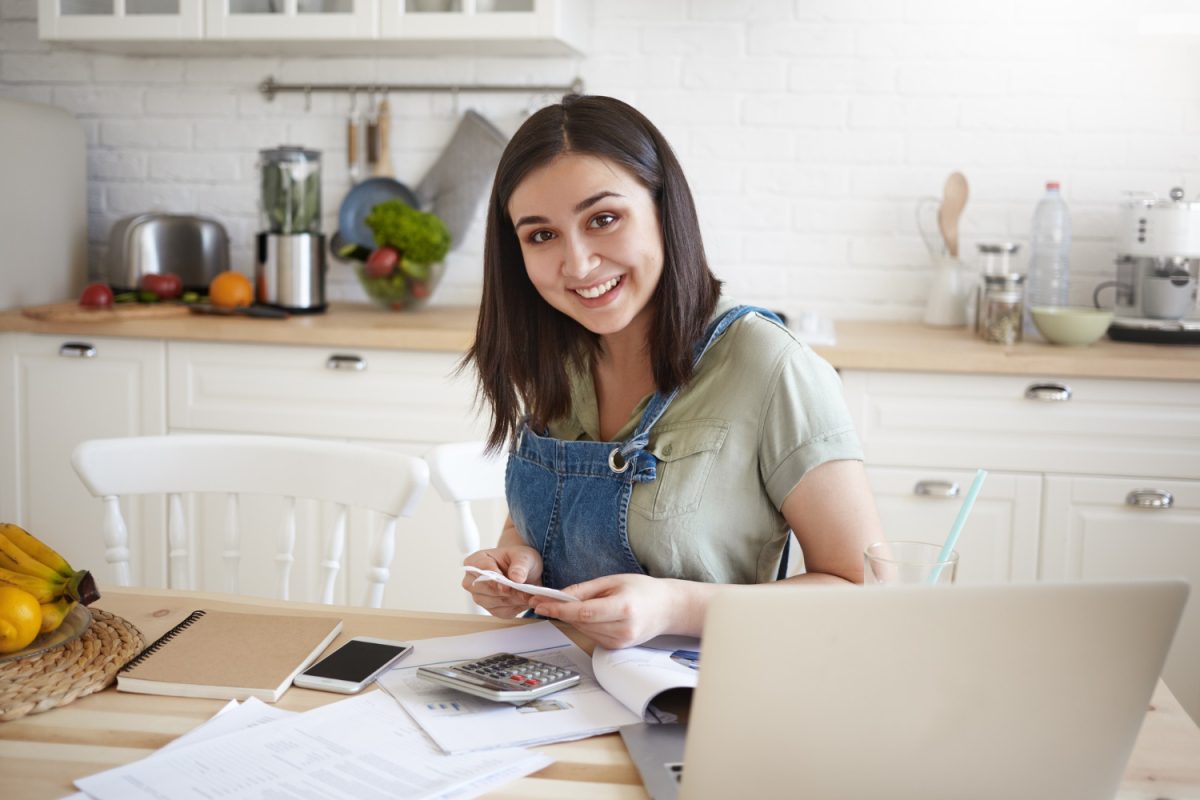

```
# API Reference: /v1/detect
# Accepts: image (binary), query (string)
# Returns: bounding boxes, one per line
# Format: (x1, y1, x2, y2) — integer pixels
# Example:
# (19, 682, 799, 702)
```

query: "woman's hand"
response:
(532, 574, 707, 649)
(462, 545, 543, 618)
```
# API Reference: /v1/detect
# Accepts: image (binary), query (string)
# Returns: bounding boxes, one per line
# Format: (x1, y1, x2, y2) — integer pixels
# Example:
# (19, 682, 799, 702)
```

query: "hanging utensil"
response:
(365, 90, 379, 177)
(937, 172, 969, 258)
(373, 96, 394, 179)
(347, 89, 363, 185)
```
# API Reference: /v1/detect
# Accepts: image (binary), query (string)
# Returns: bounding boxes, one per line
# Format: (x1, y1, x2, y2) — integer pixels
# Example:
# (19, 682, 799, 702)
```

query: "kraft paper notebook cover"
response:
(117, 609, 342, 703)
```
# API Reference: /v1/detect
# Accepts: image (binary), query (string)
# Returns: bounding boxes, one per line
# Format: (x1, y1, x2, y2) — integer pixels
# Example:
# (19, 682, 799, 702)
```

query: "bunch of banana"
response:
(0, 523, 100, 634)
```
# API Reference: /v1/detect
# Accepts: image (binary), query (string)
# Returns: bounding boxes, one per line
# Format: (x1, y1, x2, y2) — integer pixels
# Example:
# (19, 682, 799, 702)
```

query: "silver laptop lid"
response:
(680, 580, 1188, 800)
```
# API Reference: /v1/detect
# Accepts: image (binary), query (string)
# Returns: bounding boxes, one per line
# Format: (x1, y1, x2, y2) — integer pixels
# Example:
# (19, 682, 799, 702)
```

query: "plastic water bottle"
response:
(1026, 182, 1072, 317)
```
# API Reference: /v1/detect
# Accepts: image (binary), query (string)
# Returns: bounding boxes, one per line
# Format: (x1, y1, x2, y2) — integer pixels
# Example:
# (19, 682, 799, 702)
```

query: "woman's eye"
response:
(589, 213, 617, 229)
(529, 230, 555, 244)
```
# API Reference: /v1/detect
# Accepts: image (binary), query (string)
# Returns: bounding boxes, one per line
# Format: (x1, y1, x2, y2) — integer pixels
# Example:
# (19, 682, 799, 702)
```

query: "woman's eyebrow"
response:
(513, 190, 626, 230)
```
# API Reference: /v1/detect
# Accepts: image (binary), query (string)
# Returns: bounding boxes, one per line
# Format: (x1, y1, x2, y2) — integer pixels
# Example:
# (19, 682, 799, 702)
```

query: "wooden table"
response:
(3, 588, 1200, 800)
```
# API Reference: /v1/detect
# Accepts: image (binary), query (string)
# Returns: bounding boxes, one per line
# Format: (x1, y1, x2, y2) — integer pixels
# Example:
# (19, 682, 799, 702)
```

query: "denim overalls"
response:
(505, 305, 784, 590)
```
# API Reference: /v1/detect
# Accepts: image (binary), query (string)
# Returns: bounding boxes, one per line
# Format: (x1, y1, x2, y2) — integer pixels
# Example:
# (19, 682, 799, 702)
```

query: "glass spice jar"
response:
(979, 273, 1025, 345)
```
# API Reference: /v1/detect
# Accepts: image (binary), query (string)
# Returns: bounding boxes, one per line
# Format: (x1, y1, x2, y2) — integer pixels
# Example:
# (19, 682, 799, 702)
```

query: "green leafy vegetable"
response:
(365, 200, 451, 265)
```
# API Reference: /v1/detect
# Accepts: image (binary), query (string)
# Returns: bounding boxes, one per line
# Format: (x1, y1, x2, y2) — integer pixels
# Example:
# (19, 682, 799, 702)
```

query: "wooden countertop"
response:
(3, 587, 1198, 800)
(3, 303, 1198, 381)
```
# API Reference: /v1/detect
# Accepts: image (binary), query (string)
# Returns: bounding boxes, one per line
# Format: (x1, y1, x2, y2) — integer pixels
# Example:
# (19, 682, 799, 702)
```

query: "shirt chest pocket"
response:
(630, 420, 729, 520)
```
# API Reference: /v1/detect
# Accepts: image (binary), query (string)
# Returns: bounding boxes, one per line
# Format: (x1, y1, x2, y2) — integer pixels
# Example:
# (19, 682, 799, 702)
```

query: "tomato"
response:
(365, 246, 400, 278)
(139, 272, 183, 300)
(208, 271, 254, 309)
(79, 283, 114, 308)
(409, 281, 431, 299)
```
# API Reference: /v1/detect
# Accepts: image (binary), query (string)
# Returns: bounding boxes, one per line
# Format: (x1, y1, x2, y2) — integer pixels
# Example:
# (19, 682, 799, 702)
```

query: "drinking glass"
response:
(864, 541, 958, 586)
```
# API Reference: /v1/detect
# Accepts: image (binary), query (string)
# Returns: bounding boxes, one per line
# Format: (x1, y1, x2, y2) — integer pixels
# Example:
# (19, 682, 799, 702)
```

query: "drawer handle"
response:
(1024, 382, 1072, 402)
(914, 480, 960, 498)
(326, 354, 366, 371)
(59, 342, 96, 359)
(1126, 489, 1174, 509)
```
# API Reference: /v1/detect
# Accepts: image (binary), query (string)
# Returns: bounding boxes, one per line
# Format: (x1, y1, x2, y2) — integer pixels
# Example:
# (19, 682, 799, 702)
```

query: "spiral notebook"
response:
(118, 609, 343, 703)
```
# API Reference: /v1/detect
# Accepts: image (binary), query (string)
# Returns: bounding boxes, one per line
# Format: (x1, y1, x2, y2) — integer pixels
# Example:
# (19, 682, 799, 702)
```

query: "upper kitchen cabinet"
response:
(38, 0, 204, 40)
(39, 0, 587, 55)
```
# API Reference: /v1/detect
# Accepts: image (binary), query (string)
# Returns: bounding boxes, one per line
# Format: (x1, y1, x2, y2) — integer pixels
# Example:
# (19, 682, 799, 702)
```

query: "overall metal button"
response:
(608, 448, 630, 473)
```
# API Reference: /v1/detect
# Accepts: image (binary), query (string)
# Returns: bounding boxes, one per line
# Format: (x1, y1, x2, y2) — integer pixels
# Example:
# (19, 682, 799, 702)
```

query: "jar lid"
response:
(983, 273, 1025, 288)
(259, 145, 321, 163)
(978, 242, 1021, 254)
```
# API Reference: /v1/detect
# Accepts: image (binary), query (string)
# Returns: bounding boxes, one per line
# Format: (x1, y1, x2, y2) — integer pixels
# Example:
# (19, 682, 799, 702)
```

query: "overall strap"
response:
(619, 305, 784, 456)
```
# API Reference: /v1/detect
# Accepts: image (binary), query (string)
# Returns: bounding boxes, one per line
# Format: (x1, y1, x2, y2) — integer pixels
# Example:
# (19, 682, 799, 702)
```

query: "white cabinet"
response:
(38, 0, 203, 40)
(39, 0, 587, 54)
(865, 466, 1041, 584)
(0, 334, 167, 587)
(166, 340, 502, 613)
(842, 368, 1200, 722)
(1041, 475, 1200, 725)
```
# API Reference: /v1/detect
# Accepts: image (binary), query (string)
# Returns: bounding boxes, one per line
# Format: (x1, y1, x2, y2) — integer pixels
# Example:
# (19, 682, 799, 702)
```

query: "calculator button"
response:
(510, 675, 524, 682)
(525, 679, 540, 686)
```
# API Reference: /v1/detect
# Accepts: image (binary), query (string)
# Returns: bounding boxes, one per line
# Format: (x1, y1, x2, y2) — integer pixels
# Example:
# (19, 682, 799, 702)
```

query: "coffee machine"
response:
(255, 146, 327, 313)
(1101, 187, 1200, 343)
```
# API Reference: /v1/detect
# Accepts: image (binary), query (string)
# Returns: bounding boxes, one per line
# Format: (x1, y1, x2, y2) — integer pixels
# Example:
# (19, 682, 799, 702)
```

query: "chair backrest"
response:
(71, 434, 429, 608)
(425, 441, 507, 613)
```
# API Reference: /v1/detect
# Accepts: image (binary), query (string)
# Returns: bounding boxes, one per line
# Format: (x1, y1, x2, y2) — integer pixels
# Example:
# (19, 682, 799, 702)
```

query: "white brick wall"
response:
(3, 1, 1200, 318)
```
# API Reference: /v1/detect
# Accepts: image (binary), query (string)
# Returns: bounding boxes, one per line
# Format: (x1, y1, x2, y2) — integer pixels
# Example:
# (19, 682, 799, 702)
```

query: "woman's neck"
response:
(593, 312, 656, 441)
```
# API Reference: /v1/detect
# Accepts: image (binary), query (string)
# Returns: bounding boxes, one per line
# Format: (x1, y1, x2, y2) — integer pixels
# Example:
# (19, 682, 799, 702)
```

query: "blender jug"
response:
(256, 145, 326, 313)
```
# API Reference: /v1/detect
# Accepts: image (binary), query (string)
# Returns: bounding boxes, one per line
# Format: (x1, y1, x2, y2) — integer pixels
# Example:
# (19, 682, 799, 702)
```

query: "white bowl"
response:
(1030, 306, 1114, 346)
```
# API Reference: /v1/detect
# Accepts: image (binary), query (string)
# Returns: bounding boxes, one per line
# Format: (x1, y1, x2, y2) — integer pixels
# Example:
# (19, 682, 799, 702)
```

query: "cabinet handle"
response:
(326, 354, 366, 371)
(914, 480, 960, 498)
(1024, 382, 1072, 402)
(58, 342, 96, 359)
(1126, 489, 1174, 509)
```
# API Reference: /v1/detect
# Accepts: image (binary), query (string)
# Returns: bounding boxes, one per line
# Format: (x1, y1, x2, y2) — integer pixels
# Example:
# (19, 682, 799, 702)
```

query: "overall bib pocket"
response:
(630, 419, 729, 520)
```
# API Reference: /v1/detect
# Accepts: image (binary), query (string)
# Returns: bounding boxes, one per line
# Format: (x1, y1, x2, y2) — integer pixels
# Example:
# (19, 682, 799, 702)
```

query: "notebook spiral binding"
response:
(120, 610, 207, 672)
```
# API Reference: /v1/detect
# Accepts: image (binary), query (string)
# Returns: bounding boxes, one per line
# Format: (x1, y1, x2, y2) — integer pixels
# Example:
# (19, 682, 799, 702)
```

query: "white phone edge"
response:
(292, 636, 414, 694)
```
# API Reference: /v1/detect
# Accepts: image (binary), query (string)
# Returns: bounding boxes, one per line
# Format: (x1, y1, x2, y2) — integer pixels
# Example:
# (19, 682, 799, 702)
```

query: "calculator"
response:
(417, 653, 581, 703)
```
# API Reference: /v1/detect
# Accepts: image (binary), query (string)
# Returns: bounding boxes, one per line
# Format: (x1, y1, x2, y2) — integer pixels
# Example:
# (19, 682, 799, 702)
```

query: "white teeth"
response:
(575, 276, 620, 299)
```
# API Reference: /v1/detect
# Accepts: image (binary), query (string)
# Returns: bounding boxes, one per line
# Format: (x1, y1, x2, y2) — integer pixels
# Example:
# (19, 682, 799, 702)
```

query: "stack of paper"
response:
(73, 692, 550, 800)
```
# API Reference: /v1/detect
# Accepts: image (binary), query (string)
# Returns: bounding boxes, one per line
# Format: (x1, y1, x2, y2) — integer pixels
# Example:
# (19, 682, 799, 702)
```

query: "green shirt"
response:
(546, 299, 863, 585)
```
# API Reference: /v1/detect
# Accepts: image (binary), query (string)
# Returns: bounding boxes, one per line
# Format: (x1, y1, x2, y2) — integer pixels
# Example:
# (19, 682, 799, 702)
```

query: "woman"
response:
(462, 95, 882, 648)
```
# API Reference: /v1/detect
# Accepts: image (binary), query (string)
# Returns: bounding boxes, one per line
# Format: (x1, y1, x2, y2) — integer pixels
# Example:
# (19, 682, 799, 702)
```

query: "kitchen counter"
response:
(2, 304, 1198, 381)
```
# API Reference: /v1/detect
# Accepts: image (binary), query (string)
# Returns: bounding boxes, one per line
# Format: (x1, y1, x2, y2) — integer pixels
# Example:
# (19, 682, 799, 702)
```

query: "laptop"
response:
(620, 579, 1188, 800)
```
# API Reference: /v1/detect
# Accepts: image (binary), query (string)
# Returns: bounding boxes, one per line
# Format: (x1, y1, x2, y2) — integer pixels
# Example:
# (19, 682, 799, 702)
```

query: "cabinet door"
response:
(380, 0, 585, 55)
(866, 466, 1042, 584)
(1042, 475, 1200, 724)
(206, 0, 378, 39)
(39, 0, 203, 39)
(1, 334, 167, 586)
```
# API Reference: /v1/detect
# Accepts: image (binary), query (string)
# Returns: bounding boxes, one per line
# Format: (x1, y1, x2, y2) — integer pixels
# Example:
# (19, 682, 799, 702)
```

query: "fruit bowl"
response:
(355, 259, 444, 311)
(1030, 306, 1114, 346)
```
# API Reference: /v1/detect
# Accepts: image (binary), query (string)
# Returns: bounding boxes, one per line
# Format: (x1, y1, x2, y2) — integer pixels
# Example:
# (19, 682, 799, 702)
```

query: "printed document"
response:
(75, 690, 550, 800)
(592, 635, 701, 721)
(378, 621, 641, 754)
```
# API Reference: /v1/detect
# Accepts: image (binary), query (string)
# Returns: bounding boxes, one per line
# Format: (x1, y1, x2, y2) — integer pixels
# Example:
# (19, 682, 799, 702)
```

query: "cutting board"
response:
(21, 302, 192, 323)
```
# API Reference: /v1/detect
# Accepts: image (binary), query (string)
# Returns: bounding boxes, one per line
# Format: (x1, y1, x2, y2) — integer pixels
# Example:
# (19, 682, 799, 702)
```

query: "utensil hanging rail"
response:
(259, 75, 584, 102)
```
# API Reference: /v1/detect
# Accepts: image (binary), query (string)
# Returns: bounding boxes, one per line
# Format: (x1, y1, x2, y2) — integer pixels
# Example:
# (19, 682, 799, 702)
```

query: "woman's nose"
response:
(561, 234, 599, 278)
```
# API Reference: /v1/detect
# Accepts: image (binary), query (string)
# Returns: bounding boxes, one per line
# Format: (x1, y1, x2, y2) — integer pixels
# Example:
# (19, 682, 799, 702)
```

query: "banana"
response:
(39, 596, 77, 634)
(0, 523, 74, 579)
(0, 532, 64, 583)
(0, 565, 65, 604)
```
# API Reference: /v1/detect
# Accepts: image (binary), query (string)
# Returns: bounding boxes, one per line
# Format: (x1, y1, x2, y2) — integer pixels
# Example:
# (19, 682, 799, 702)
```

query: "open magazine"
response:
(377, 622, 700, 754)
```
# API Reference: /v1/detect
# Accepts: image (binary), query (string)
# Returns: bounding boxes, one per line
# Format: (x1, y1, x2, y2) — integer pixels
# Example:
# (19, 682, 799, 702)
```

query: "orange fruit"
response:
(209, 271, 254, 309)
(0, 586, 43, 653)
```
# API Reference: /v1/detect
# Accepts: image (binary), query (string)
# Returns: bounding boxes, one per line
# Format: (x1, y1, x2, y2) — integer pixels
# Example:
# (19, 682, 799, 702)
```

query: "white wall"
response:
(2, 0, 1200, 320)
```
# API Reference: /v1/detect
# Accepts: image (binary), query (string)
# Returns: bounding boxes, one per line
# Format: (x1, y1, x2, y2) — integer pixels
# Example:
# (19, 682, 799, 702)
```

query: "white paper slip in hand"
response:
(464, 566, 578, 602)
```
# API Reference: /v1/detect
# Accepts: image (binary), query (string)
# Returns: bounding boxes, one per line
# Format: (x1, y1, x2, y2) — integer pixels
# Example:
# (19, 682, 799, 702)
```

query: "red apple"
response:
(79, 282, 114, 308)
(139, 272, 183, 300)
(365, 246, 400, 278)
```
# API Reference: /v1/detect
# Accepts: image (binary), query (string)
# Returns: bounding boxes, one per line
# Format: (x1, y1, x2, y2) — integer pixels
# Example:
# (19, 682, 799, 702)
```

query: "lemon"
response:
(0, 585, 43, 653)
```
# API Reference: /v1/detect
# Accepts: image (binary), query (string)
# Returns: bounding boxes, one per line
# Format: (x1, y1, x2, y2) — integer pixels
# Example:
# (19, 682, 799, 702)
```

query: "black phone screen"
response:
(302, 640, 411, 681)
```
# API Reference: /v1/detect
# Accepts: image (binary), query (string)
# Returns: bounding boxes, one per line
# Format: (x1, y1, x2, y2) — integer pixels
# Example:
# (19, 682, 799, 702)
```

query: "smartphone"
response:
(293, 637, 413, 694)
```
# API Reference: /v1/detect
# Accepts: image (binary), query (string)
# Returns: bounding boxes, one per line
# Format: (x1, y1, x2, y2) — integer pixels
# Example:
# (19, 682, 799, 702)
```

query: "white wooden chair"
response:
(425, 441, 507, 613)
(71, 434, 429, 608)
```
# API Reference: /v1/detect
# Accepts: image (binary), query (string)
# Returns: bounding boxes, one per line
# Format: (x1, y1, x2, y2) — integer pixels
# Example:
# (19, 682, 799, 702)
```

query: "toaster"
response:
(106, 213, 230, 292)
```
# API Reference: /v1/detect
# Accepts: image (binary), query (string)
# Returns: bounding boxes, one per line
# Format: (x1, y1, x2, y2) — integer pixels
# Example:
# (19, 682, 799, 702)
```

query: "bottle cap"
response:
(1045, 181, 1060, 190)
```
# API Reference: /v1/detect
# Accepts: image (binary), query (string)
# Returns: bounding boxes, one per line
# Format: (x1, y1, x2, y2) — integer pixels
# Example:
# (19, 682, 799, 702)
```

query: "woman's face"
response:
(507, 153, 664, 340)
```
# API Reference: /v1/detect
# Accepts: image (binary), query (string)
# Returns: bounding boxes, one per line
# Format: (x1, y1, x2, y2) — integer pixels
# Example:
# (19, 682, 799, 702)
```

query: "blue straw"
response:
(929, 468, 988, 585)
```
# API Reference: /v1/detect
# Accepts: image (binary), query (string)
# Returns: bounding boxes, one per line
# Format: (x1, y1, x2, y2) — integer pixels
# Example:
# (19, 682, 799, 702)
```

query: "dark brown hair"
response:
(466, 94, 722, 451)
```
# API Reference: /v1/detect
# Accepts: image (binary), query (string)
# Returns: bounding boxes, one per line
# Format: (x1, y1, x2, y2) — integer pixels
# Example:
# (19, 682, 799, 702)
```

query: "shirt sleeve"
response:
(759, 342, 864, 509)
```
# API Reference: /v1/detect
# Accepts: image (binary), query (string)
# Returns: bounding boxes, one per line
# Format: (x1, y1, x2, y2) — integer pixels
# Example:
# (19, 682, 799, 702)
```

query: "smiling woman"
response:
(461, 95, 883, 650)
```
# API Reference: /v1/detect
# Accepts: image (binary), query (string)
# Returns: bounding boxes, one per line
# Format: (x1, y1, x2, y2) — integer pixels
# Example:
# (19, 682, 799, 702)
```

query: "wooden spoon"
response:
(937, 172, 969, 258)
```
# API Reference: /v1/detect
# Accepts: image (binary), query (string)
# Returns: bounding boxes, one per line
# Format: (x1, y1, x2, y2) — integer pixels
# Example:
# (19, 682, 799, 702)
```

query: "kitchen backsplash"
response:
(3, 0, 1200, 320)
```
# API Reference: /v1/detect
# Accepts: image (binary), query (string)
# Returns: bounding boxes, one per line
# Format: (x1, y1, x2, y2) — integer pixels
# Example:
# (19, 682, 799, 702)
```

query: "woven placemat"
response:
(0, 608, 144, 721)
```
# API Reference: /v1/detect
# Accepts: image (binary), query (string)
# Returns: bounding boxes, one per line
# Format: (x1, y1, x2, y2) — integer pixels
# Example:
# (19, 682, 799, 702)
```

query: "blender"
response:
(255, 146, 327, 313)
